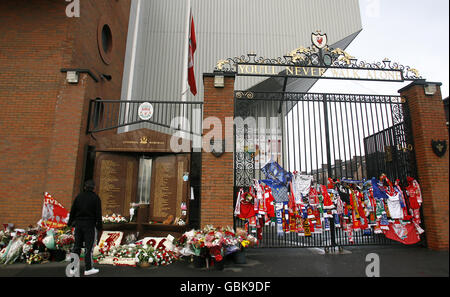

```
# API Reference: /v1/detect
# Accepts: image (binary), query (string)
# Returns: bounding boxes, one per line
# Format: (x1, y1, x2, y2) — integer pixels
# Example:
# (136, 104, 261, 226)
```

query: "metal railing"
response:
(86, 99, 203, 138)
(234, 218, 399, 248)
(233, 91, 418, 248)
(234, 91, 416, 187)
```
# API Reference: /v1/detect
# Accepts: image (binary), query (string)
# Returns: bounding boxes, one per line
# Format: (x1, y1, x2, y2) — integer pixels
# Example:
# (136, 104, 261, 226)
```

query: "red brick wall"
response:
(200, 75, 236, 228)
(0, 0, 131, 227)
(400, 82, 449, 251)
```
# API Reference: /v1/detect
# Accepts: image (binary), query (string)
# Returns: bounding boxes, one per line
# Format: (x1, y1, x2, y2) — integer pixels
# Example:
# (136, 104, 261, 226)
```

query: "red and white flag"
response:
(38, 192, 69, 229)
(187, 10, 197, 96)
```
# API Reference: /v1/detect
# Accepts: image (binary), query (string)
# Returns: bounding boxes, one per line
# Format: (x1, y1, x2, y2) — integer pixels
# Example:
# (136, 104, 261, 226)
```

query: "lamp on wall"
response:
(61, 68, 100, 83)
(424, 83, 437, 96)
(66, 71, 79, 84)
(214, 74, 225, 88)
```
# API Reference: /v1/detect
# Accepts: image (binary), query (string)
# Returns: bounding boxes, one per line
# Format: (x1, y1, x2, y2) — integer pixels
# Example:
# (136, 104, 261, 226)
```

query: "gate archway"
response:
(217, 32, 424, 248)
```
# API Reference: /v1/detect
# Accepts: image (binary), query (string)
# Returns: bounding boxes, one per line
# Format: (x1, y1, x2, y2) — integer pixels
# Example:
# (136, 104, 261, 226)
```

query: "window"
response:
(101, 24, 112, 54)
(97, 17, 113, 64)
(137, 157, 152, 204)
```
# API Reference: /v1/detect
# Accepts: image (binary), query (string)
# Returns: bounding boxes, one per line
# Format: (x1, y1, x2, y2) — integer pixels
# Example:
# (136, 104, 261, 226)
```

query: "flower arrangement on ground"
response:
(235, 227, 257, 249)
(153, 246, 178, 266)
(54, 227, 75, 253)
(135, 244, 155, 265)
(176, 225, 258, 263)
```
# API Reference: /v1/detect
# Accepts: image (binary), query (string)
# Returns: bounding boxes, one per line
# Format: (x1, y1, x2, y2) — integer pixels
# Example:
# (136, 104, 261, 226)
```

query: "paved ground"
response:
(0, 245, 448, 278)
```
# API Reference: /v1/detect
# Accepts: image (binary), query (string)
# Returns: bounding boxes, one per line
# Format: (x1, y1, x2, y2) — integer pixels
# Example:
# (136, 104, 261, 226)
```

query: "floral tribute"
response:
(102, 214, 128, 224)
(0, 224, 74, 265)
(175, 225, 257, 263)
(95, 236, 179, 267)
(0, 222, 256, 269)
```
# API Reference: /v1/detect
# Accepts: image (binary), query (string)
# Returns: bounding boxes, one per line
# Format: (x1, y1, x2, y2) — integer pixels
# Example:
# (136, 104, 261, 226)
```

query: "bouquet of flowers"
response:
(26, 252, 44, 265)
(135, 244, 155, 264)
(21, 234, 38, 262)
(222, 227, 240, 255)
(0, 235, 24, 264)
(102, 214, 128, 224)
(153, 246, 178, 266)
(54, 228, 75, 253)
(173, 230, 196, 256)
(0, 229, 12, 249)
(108, 243, 139, 259)
(189, 229, 207, 256)
(203, 226, 225, 262)
(235, 227, 257, 249)
(203, 226, 224, 248)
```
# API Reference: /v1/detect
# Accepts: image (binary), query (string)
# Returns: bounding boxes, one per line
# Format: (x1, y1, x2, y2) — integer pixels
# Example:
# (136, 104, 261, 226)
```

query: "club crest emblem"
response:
(311, 30, 328, 49)
(431, 139, 447, 157)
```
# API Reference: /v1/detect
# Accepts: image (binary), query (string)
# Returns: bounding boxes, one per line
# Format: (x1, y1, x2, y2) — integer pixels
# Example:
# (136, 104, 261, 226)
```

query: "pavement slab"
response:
(0, 245, 447, 278)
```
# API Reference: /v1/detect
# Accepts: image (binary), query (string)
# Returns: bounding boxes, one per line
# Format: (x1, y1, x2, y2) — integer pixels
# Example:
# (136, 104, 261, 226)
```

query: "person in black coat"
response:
(68, 180, 103, 276)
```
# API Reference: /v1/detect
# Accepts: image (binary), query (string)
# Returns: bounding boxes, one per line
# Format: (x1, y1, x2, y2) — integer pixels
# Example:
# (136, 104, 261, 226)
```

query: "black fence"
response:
(233, 91, 417, 247)
(234, 91, 416, 187)
(87, 99, 203, 137)
(234, 219, 399, 248)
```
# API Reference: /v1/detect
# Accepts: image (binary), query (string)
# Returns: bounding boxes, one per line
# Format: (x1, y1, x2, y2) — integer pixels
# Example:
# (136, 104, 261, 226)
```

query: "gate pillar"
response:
(200, 73, 236, 228)
(399, 80, 449, 250)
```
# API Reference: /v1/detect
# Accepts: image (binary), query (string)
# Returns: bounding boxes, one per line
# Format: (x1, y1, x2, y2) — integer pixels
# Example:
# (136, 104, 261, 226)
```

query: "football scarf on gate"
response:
(261, 161, 292, 185)
(261, 179, 289, 203)
(275, 202, 284, 236)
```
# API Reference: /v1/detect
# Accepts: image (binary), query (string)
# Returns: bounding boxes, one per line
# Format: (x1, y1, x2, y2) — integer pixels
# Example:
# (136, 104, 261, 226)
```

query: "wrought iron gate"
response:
(233, 91, 417, 248)
(214, 31, 424, 248)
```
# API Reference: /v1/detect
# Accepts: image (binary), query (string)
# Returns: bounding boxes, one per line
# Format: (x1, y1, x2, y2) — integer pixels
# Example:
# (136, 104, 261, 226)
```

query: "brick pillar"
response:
(399, 80, 449, 250)
(200, 73, 236, 228)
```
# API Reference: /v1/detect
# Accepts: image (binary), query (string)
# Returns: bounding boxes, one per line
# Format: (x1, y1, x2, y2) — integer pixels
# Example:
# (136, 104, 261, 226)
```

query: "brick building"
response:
(0, 0, 132, 226)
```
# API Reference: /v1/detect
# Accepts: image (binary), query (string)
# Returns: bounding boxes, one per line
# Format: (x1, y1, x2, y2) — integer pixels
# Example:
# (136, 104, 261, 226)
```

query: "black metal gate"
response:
(214, 31, 424, 248)
(233, 91, 418, 248)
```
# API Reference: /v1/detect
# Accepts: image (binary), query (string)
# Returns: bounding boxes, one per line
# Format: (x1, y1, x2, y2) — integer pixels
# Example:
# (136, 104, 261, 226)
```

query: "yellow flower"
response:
(241, 240, 250, 248)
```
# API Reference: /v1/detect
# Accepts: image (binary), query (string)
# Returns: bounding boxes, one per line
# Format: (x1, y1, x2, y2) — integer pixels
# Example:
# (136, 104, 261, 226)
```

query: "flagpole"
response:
(181, 0, 192, 103)
(124, 0, 142, 133)
(179, 0, 192, 143)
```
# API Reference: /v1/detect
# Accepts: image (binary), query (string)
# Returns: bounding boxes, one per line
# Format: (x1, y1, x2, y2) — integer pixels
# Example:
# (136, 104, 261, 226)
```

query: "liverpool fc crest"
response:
(431, 139, 447, 157)
(312, 30, 328, 49)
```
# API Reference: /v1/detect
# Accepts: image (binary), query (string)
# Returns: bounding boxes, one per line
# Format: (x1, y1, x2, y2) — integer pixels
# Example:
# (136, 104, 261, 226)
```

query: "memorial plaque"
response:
(149, 154, 190, 223)
(94, 128, 190, 153)
(94, 153, 138, 216)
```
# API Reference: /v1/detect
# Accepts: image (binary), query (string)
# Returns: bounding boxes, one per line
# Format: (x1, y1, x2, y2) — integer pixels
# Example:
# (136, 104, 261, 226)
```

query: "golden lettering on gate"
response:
(331, 69, 340, 78)
(239, 65, 277, 75)
(286, 66, 294, 75)
(238, 63, 403, 81)
(318, 67, 326, 76)
(379, 70, 387, 80)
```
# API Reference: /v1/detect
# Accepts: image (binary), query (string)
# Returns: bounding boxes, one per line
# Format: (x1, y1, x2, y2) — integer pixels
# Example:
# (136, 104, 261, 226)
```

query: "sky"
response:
(310, 0, 449, 99)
